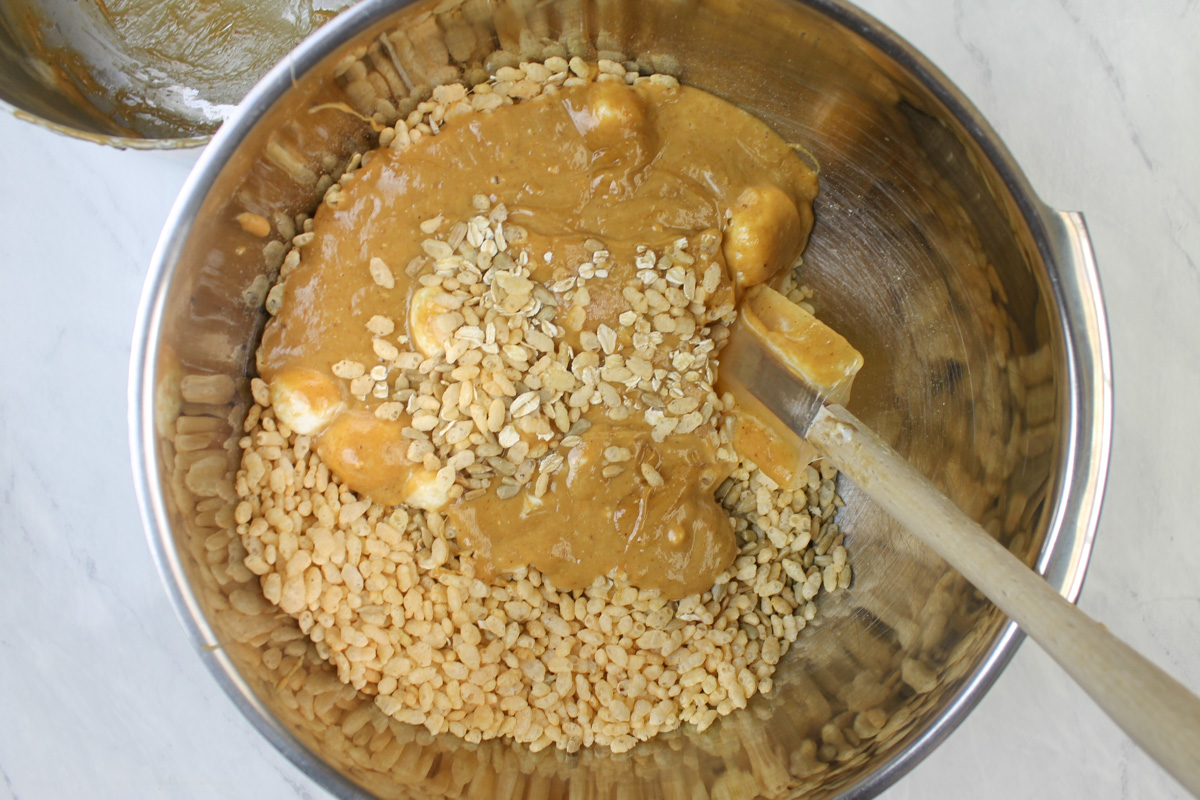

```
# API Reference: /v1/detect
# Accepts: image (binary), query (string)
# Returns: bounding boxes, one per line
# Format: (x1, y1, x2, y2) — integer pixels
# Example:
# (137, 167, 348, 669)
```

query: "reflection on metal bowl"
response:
(130, 0, 1111, 797)
(0, 0, 350, 147)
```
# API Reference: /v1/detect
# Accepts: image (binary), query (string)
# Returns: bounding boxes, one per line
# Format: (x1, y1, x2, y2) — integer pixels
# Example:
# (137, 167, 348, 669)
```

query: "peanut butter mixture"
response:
(235, 59, 859, 753)
(258, 76, 817, 599)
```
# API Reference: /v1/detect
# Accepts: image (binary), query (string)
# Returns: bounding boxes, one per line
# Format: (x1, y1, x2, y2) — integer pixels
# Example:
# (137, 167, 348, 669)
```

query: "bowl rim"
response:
(128, 0, 1112, 797)
(0, 99, 211, 150)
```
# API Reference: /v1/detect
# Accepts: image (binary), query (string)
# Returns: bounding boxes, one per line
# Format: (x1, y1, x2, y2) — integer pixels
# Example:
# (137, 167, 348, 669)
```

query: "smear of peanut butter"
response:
(259, 81, 818, 598)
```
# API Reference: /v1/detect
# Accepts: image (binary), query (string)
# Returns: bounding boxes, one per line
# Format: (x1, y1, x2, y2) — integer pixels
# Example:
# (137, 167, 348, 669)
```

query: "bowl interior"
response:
(0, 0, 352, 144)
(136, 0, 1077, 797)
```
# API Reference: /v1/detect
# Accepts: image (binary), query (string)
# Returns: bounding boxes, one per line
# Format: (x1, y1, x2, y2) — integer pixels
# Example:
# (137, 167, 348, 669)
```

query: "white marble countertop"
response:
(1, 0, 1197, 797)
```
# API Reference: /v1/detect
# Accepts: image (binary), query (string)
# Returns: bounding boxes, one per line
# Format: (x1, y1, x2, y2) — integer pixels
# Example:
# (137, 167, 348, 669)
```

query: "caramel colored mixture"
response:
(258, 79, 818, 599)
(447, 421, 732, 598)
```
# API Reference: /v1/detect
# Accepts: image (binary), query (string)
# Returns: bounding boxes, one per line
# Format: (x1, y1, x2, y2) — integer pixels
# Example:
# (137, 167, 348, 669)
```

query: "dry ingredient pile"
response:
(234, 57, 854, 755)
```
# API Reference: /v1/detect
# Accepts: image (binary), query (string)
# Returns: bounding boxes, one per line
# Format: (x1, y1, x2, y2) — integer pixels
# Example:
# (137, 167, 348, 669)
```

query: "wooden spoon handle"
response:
(807, 403, 1200, 796)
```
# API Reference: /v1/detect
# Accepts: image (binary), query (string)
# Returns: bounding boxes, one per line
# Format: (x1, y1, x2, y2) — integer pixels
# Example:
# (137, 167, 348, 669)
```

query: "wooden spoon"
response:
(718, 285, 1200, 796)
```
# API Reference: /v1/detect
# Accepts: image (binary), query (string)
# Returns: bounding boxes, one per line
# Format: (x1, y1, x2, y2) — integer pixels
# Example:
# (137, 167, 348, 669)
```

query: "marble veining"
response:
(0, 0, 1197, 797)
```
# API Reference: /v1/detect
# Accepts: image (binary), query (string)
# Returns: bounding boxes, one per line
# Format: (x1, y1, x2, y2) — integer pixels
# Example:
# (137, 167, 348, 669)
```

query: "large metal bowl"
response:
(129, 0, 1112, 797)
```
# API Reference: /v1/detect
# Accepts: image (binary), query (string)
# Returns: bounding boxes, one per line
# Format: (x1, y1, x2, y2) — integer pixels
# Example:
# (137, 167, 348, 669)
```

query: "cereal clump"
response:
(237, 398, 847, 753)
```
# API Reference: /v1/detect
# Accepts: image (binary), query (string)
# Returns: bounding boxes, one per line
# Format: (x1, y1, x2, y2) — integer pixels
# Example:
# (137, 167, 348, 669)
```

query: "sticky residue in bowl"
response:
(0, 0, 352, 139)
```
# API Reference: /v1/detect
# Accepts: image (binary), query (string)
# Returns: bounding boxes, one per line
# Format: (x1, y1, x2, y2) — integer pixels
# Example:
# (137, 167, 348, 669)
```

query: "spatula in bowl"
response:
(717, 285, 1200, 796)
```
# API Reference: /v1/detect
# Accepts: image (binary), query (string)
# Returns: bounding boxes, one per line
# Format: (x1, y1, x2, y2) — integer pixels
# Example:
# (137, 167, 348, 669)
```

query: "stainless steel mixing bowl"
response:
(130, 0, 1112, 796)
(0, 0, 351, 147)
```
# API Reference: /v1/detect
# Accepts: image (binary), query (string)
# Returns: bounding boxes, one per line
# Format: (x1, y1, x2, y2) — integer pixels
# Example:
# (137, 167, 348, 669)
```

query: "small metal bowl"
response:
(130, 0, 1112, 796)
(0, 0, 348, 147)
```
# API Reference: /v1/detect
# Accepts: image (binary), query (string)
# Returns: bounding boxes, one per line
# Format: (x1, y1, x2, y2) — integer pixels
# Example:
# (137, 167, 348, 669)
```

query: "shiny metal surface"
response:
(129, 0, 1112, 797)
(0, 0, 349, 147)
